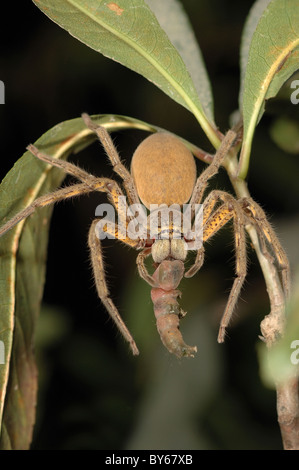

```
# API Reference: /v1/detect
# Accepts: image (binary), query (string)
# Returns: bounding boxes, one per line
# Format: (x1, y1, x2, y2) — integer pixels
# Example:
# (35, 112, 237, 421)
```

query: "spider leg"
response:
(189, 129, 238, 211)
(184, 247, 204, 278)
(185, 188, 229, 277)
(241, 197, 290, 298)
(88, 219, 139, 355)
(193, 190, 247, 342)
(136, 248, 156, 287)
(0, 144, 138, 239)
(98, 218, 142, 249)
(27, 144, 133, 218)
(185, 185, 240, 277)
(27, 144, 99, 188)
(0, 182, 93, 237)
(82, 113, 140, 206)
(0, 171, 132, 237)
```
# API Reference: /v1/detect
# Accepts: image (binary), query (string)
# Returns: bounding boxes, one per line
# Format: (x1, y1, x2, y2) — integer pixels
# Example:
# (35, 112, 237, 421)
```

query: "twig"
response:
(277, 378, 299, 450)
(246, 225, 299, 449)
(224, 127, 299, 450)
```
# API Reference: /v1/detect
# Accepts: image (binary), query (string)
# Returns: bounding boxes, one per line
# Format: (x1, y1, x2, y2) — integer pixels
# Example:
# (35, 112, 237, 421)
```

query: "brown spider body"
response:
(0, 114, 290, 358)
(131, 132, 196, 207)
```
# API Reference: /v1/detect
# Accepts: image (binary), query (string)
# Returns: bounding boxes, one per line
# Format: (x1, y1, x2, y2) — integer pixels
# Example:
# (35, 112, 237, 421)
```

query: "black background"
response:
(0, 0, 299, 450)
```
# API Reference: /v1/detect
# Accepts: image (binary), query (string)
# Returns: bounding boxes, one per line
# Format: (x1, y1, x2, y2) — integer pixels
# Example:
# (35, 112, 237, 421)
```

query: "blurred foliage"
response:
(270, 116, 299, 155)
(0, 0, 298, 450)
(258, 268, 299, 389)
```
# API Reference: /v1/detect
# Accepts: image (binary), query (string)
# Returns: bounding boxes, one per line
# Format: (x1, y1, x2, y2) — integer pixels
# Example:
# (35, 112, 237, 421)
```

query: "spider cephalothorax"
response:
(0, 114, 290, 358)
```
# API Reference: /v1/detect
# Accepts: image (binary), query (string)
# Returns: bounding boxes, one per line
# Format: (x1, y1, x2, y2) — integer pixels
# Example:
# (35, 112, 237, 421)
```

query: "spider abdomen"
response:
(131, 133, 196, 209)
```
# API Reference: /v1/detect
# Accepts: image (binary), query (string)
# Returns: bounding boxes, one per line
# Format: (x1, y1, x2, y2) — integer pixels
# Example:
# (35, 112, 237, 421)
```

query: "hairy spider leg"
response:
(241, 197, 290, 298)
(136, 248, 155, 286)
(88, 219, 139, 355)
(185, 188, 226, 278)
(187, 190, 247, 342)
(30, 145, 143, 353)
(26, 144, 133, 220)
(0, 144, 142, 355)
(189, 129, 238, 212)
(0, 182, 99, 237)
(183, 129, 240, 278)
(0, 144, 132, 235)
(82, 113, 140, 206)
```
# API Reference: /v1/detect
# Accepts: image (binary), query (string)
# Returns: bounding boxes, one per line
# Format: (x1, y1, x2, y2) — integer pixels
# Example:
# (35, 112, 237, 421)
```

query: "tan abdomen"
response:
(131, 133, 196, 209)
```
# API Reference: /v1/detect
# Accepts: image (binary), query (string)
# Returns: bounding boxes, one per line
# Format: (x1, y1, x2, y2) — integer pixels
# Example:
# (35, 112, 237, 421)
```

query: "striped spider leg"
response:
(185, 189, 247, 343)
(240, 197, 290, 299)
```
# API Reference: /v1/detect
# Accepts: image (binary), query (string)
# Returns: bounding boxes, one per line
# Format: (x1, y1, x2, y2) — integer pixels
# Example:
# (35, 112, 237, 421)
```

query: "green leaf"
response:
(239, 0, 272, 106)
(32, 0, 219, 148)
(0, 113, 157, 449)
(270, 116, 299, 154)
(145, 0, 215, 123)
(239, 0, 299, 179)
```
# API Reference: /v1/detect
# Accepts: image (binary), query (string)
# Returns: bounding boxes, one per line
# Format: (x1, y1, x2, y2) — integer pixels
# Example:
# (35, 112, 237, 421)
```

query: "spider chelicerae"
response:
(0, 113, 290, 357)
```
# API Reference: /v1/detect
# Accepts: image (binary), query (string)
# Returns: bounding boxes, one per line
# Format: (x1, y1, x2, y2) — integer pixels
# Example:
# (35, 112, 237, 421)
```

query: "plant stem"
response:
(225, 141, 299, 451)
(276, 378, 299, 450)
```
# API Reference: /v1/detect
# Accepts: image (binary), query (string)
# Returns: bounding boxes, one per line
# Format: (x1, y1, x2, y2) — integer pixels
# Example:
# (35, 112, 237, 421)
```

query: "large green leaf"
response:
(239, 0, 299, 179)
(145, 0, 215, 124)
(0, 114, 157, 449)
(239, 0, 272, 105)
(32, 0, 219, 148)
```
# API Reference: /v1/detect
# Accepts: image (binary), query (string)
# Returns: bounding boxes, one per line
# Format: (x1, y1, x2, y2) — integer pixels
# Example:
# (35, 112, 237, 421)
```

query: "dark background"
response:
(0, 0, 298, 450)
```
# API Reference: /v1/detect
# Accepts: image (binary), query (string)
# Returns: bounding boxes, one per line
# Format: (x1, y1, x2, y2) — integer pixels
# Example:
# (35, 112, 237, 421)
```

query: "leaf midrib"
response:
(68, 1, 196, 111)
(240, 37, 299, 178)
(66, 0, 219, 148)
